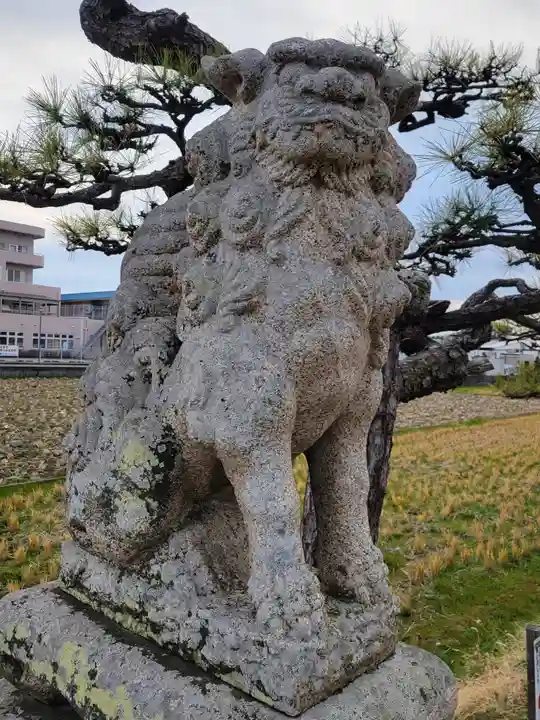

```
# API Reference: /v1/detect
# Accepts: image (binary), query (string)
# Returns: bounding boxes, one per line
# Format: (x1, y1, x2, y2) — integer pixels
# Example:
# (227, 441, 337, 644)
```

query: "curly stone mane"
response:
(181, 40, 418, 342)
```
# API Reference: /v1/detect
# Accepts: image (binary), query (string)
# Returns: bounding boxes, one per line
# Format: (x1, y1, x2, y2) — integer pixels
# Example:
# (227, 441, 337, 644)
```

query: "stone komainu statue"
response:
(63, 37, 421, 714)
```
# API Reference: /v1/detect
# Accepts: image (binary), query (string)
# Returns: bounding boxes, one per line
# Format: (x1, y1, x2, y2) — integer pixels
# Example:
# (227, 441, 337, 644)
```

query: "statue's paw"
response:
(340, 567, 393, 610)
(322, 546, 394, 610)
(251, 561, 326, 641)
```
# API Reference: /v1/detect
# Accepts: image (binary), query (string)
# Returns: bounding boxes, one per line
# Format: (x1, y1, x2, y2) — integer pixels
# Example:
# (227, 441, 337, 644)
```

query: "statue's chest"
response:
(285, 194, 382, 267)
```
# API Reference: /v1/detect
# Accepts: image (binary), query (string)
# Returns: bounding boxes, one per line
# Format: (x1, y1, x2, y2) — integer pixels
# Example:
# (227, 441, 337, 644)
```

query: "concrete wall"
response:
(0, 246, 44, 269)
(0, 279, 60, 301)
(0, 233, 35, 251)
(0, 315, 103, 351)
(0, 227, 45, 285)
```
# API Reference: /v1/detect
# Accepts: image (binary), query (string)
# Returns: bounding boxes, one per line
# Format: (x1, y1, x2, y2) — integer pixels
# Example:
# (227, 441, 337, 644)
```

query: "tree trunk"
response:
(366, 330, 401, 544)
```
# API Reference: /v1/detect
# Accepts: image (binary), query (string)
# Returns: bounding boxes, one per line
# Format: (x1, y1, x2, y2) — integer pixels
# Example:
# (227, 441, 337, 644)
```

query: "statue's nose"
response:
(297, 66, 366, 104)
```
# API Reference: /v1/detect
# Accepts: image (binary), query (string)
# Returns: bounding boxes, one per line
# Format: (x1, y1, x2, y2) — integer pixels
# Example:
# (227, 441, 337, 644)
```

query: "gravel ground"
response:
(396, 392, 540, 429)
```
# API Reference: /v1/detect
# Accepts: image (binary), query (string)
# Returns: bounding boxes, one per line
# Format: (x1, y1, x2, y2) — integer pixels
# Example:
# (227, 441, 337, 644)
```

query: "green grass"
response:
(453, 385, 501, 395)
(381, 413, 540, 718)
(0, 478, 61, 499)
(400, 555, 540, 677)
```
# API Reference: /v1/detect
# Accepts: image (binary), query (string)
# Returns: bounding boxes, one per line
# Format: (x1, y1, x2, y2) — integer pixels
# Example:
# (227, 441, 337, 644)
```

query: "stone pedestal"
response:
(0, 678, 78, 720)
(0, 585, 456, 720)
(60, 493, 396, 716)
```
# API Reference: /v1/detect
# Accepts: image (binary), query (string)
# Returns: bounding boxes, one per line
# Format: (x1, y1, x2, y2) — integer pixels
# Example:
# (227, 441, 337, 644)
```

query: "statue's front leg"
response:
(307, 369, 394, 611)
(219, 438, 325, 638)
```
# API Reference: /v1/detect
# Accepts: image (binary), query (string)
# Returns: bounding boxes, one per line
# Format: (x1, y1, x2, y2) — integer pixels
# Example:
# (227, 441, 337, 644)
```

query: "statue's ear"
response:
(201, 49, 268, 105)
(380, 68, 421, 125)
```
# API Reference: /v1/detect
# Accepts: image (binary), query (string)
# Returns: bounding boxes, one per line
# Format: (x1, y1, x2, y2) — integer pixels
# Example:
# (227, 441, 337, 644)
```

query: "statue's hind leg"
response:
(306, 368, 394, 610)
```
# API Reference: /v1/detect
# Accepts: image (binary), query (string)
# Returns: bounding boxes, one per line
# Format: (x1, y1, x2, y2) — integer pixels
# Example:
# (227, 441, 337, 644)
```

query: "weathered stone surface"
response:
(59, 35, 434, 714)
(0, 586, 457, 720)
(60, 503, 396, 715)
(0, 678, 78, 720)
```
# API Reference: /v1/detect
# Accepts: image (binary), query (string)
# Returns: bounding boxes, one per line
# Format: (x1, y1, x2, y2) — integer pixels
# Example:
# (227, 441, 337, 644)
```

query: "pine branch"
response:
(417, 279, 540, 333)
(0, 157, 188, 210)
(0, 52, 212, 224)
(399, 41, 536, 132)
(399, 328, 491, 402)
(79, 1, 229, 66)
(397, 277, 540, 401)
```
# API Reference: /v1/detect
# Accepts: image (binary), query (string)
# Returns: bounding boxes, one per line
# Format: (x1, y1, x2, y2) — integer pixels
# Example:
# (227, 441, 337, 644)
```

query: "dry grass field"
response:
(1, 378, 539, 719)
(0, 378, 79, 484)
(0, 482, 65, 594)
(386, 414, 540, 719)
(2, 377, 540, 483)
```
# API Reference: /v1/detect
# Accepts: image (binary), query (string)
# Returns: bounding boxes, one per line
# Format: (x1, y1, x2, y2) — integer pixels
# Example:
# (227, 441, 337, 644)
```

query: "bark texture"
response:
(302, 478, 317, 567)
(79, 0, 229, 65)
(367, 330, 401, 544)
(399, 329, 491, 403)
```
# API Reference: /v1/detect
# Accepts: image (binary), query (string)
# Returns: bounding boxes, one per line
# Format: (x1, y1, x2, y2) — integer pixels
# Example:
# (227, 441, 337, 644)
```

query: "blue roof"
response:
(61, 291, 115, 302)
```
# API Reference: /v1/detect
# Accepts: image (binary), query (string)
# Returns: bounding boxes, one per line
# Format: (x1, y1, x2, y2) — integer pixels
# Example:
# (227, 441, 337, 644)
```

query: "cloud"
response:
(1, 0, 538, 295)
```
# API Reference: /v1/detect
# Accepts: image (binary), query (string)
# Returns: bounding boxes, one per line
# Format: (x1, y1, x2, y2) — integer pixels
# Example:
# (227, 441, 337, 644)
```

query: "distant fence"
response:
(0, 360, 89, 378)
(16, 349, 84, 360)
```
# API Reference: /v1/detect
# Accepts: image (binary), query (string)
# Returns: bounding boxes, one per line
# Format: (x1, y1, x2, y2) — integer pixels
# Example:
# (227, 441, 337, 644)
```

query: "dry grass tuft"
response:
(27, 534, 41, 552)
(13, 545, 27, 565)
(7, 513, 19, 532)
(0, 482, 67, 594)
(457, 631, 526, 719)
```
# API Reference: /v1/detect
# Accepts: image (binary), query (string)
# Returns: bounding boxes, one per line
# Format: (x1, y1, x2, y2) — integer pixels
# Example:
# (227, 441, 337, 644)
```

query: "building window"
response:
(60, 303, 92, 318)
(0, 331, 24, 347)
(7, 268, 28, 283)
(32, 333, 73, 350)
(8, 244, 28, 253)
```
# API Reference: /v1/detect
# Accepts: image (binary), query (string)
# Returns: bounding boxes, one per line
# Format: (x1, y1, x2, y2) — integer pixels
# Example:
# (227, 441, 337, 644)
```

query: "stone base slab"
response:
(0, 584, 457, 720)
(60, 524, 397, 716)
(0, 678, 78, 719)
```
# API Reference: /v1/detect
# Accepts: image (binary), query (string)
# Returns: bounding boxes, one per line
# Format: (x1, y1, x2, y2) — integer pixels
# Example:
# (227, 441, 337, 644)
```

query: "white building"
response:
(469, 340, 540, 376)
(0, 219, 112, 358)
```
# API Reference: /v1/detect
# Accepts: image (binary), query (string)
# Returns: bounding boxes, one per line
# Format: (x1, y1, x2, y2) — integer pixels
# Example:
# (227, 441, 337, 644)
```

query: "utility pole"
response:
(38, 309, 43, 363)
(80, 316, 84, 361)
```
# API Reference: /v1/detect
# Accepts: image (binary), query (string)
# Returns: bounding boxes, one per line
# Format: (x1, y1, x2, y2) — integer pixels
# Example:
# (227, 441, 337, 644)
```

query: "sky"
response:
(1, 0, 540, 300)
